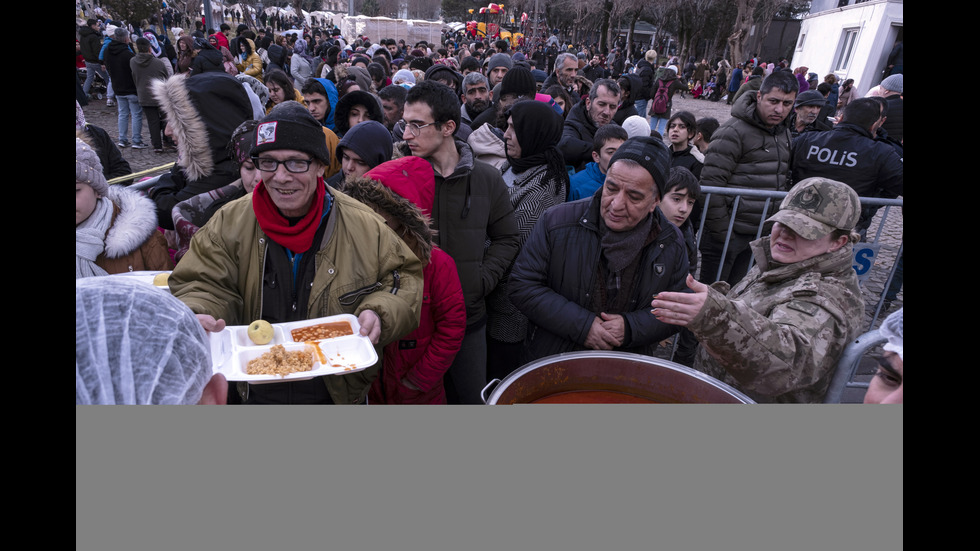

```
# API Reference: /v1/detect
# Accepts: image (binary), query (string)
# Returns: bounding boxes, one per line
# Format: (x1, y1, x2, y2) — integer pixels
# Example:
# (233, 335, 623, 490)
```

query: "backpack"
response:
(650, 78, 671, 115)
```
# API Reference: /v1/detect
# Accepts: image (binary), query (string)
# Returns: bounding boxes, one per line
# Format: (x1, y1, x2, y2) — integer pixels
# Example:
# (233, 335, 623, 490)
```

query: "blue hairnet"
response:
(76, 277, 212, 404)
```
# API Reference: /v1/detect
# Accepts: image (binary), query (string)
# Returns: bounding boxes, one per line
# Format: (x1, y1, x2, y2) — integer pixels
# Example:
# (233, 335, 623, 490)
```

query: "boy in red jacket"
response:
(344, 157, 467, 404)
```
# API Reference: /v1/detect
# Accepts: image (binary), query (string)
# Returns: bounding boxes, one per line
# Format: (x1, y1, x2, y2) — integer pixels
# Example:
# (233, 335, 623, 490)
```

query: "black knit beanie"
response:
(499, 66, 536, 98)
(252, 100, 332, 165)
(607, 136, 671, 199)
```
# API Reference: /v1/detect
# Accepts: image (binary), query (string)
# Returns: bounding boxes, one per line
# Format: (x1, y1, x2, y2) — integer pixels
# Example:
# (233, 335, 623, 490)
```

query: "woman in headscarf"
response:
(76, 137, 171, 278)
(209, 33, 238, 75)
(486, 99, 569, 380)
(290, 37, 314, 88)
(175, 35, 195, 74)
(332, 89, 385, 139)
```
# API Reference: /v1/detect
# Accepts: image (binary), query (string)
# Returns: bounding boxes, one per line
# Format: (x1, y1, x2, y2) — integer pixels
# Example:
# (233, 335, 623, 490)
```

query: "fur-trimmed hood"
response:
(341, 157, 435, 265)
(103, 185, 160, 259)
(152, 72, 253, 181)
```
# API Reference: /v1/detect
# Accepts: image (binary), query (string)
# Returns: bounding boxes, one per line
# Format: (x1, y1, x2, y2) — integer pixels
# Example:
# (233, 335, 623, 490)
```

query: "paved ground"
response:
(81, 89, 901, 402)
(80, 98, 179, 177)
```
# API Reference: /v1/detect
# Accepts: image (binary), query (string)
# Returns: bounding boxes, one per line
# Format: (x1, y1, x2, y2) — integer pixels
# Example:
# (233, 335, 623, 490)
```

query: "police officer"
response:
(790, 97, 903, 233)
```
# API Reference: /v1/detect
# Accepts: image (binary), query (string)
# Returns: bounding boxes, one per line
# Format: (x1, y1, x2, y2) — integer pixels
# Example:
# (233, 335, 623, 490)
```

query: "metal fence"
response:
(695, 186, 903, 332)
(655, 186, 903, 402)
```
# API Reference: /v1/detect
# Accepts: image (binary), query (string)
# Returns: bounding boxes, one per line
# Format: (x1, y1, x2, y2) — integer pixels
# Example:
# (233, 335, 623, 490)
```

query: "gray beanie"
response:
(487, 52, 514, 74)
(881, 74, 903, 94)
(76, 137, 108, 196)
(795, 90, 826, 107)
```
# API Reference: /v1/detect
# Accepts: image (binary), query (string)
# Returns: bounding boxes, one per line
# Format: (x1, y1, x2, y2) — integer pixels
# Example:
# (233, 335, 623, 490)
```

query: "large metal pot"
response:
(481, 351, 754, 404)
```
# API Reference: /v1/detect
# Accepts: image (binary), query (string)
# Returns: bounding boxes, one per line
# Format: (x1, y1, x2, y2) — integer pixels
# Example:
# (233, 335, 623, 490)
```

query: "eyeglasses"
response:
(251, 156, 314, 173)
(399, 120, 439, 137)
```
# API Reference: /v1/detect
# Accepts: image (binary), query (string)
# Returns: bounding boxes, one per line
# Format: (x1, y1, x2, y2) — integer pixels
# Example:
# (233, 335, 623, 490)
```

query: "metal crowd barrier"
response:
(670, 186, 903, 402)
(822, 328, 885, 404)
(695, 186, 903, 332)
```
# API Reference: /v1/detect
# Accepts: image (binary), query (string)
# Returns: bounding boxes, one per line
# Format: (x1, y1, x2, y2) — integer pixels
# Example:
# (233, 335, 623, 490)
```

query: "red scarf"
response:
(251, 178, 326, 252)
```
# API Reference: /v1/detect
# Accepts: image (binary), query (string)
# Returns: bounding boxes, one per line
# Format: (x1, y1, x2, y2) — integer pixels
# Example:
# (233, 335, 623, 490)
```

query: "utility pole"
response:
(203, 0, 214, 31)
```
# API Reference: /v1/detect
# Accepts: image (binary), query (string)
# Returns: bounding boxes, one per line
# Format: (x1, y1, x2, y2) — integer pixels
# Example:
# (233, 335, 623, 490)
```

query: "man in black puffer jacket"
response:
(402, 81, 519, 404)
(698, 71, 798, 286)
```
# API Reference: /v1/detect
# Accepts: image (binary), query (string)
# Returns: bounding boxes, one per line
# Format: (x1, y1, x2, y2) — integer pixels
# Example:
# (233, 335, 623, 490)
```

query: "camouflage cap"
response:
(767, 177, 860, 239)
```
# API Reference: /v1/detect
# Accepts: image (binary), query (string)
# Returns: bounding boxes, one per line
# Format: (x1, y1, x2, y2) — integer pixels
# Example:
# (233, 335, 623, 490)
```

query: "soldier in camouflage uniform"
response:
(651, 177, 864, 403)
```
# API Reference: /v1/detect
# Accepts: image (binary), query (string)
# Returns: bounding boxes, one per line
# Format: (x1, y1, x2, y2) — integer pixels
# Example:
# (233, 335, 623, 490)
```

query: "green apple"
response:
(247, 320, 274, 345)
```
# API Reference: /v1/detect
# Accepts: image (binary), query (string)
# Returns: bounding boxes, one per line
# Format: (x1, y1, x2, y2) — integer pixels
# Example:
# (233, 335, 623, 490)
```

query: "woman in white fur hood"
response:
(76, 137, 172, 278)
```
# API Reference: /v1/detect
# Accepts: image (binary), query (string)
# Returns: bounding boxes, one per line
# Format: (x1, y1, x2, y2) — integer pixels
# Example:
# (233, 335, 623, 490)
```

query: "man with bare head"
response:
(542, 52, 581, 103)
(559, 78, 622, 171)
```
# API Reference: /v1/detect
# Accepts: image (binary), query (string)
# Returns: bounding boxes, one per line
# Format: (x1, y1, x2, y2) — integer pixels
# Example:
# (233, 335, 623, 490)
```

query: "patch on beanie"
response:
(256, 122, 278, 145)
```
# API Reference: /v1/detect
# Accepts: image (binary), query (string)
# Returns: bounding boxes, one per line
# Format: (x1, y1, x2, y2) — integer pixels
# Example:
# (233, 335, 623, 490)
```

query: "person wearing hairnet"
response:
(864, 308, 903, 404)
(76, 277, 227, 405)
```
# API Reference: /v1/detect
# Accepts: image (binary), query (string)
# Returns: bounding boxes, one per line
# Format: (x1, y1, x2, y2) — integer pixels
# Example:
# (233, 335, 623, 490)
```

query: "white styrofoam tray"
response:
(209, 314, 377, 382)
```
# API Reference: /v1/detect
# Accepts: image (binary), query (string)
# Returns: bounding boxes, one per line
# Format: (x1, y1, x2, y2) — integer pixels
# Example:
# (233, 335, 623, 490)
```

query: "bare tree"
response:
(726, 0, 759, 68)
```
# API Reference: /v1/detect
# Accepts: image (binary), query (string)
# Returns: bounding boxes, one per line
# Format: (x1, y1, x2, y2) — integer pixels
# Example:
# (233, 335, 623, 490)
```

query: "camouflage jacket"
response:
(688, 237, 863, 403)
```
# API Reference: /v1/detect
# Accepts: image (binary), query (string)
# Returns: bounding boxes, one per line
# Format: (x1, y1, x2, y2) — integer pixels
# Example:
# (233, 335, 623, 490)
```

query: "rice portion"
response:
(246, 345, 314, 376)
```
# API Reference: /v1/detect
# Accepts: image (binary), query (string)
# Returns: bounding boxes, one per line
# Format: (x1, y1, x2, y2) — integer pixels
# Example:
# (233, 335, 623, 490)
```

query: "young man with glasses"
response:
(402, 80, 520, 404)
(169, 101, 424, 404)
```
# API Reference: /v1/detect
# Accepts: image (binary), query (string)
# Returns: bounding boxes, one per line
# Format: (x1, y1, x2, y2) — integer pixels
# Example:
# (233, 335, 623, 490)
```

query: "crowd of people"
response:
(76, 10, 903, 405)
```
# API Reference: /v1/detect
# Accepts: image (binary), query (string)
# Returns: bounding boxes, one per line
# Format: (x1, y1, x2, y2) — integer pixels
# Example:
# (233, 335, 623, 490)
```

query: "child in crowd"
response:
(704, 76, 717, 100)
(657, 166, 702, 367)
(665, 110, 702, 179)
(345, 157, 467, 405)
(659, 167, 700, 273)
(568, 124, 628, 200)
(692, 117, 718, 155)
(692, 79, 703, 99)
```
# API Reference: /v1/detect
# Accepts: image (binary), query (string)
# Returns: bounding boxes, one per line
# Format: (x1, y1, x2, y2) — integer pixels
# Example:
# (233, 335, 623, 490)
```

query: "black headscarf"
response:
(505, 100, 566, 184)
